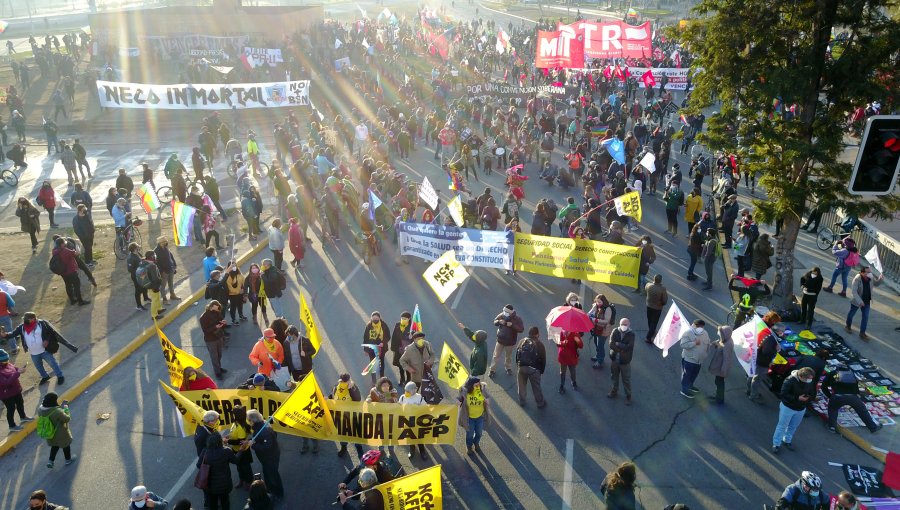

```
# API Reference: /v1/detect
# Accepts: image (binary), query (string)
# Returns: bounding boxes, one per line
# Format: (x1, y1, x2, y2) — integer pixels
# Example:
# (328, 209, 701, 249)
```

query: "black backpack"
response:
(518, 338, 538, 367)
(48, 252, 65, 275)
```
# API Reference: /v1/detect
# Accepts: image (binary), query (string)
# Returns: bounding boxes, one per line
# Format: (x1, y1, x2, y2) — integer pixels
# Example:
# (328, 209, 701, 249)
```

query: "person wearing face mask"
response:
(36, 180, 59, 228)
(390, 312, 413, 385)
(243, 263, 268, 325)
(489, 304, 524, 378)
(588, 294, 615, 367)
(363, 312, 390, 382)
(458, 376, 490, 456)
(3, 312, 77, 385)
(607, 318, 636, 405)
(772, 367, 817, 454)
(282, 324, 315, 382)
(330, 373, 365, 459)
(38, 392, 75, 468)
(557, 326, 583, 394)
(799, 267, 823, 329)
(845, 266, 883, 341)
(27, 489, 69, 510)
(399, 381, 428, 459)
(199, 300, 229, 379)
(700, 228, 721, 291)
(224, 263, 247, 325)
(179, 366, 217, 391)
(129, 485, 168, 510)
(457, 322, 489, 378)
(153, 237, 181, 305)
(16, 197, 41, 255)
(399, 332, 435, 387)
(71, 204, 95, 266)
(706, 326, 734, 405)
(249, 328, 284, 377)
(564, 292, 582, 310)
(774, 471, 829, 510)
(635, 236, 656, 292)
(678, 320, 711, 399)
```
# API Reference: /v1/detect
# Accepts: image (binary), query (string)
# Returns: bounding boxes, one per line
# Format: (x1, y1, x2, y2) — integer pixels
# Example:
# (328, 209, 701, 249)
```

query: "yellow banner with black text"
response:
(512, 233, 641, 287)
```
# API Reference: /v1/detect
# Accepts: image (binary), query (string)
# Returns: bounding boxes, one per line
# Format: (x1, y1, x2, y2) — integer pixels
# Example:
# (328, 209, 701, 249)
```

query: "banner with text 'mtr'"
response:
(95, 79, 310, 110)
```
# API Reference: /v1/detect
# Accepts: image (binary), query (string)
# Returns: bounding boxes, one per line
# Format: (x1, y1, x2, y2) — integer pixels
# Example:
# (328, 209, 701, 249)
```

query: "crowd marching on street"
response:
(0, 3, 896, 509)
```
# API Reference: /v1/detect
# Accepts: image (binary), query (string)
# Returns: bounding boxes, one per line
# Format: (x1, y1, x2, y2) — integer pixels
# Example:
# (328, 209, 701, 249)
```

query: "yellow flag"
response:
(159, 380, 206, 433)
(377, 465, 442, 509)
(157, 326, 203, 388)
(613, 191, 642, 222)
(299, 293, 322, 355)
(423, 250, 470, 303)
(437, 343, 469, 389)
(773, 353, 788, 365)
(272, 371, 334, 437)
(447, 194, 465, 227)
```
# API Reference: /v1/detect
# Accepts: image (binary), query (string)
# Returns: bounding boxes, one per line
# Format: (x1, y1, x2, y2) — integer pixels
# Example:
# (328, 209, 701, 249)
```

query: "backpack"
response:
(518, 338, 539, 368)
(135, 261, 153, 289)
(562, 207, 580, 228)
(713, 238, 723, 258)
(37, 411, 57, 439)
(48, 252, 65, 275)
(844, 250, 860, 267)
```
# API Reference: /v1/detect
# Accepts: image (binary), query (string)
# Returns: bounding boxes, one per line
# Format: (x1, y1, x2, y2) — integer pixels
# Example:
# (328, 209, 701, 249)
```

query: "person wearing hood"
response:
(129, 485, 168, 510)
(489, 304, 524, 378)
(38, 392, 75, 468)
(678, 319, 711, 399)
(772, 367, 817, 454)
(0, 349, 32, 430)
(516, 327, 547, 407)
(330, 373, 364, 459)
(457, 322, 488, 378)
(249, 328, 284, 377)
(458, 376, 490, 455)
(390, 311, 413, 385)
(706, 326, 734, 405)
(287, 217, 305, 269)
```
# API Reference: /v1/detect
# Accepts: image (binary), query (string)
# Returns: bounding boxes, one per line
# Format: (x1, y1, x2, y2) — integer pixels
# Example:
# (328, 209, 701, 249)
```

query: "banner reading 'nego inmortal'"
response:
(96, 79, 310, 110)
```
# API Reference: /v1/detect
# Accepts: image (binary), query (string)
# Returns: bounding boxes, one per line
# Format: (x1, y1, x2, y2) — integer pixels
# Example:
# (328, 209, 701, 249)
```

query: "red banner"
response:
(534, 30, 585, 69)
(558, 21, 652, 59)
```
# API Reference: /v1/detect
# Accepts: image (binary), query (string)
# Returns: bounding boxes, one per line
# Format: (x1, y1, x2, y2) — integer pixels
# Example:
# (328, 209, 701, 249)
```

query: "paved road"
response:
(0, 2, 894, 509)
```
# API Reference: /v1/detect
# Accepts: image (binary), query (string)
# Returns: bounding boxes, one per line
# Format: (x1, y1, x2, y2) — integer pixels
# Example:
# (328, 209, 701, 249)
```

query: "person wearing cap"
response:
(458, 376, 490, 455)
(38, 392, 75, 468)
(390, 311, 413, 385)
(330, 373, 364, 458)
(515, 327, 546, 407)
(457, 322, 488, 377)
(489, 304, 524, 378)
(27, 489, 69, 510)
(399, 381, 428, 459)
(249, 329, 284, 377)
(129, 485, 168, 510)
(0, 348, 31, 430)
(399, 332, 434, 387)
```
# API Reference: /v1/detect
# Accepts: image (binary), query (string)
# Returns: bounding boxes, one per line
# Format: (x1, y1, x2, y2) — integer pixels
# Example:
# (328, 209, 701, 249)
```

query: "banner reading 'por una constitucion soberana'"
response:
(173, 387, 459, 446)
(95, 79, 310, 110)
(398, 222, 514, 270)
(512, 233, 641, 287)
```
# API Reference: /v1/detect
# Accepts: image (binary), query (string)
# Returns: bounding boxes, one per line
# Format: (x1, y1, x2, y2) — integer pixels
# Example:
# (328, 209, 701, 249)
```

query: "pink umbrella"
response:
(546, 306, 594, 333)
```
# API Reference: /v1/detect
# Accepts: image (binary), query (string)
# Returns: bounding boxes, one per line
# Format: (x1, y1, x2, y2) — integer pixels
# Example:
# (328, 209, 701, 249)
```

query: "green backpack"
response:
(37, 412, 57, 439)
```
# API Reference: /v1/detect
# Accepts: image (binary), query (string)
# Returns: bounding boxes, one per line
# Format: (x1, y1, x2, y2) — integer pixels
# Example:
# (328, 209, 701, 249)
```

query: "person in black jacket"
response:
(390, 311, 413, 385)
(799, 267, 823, 329)
(197, 432, 237, 510)
(126, 243, 150, 310)
(259, 259, 285, 319)
(69, 182, 92, 211)
(28, 489, 70, 510)
(3, 313, 78, 384)
(248, 409, 284, 500)
(282, 324, 315, 381)
(772, 367, 816, 454)
(153, 237, 180, 304)
(747, 328, 781, 404)
(515, 327, 547, 408)
(822, 368, 883, 434)
(489, 304, 525, 378)
(362, 312, 390, 381)
(72, 205, 95, 265)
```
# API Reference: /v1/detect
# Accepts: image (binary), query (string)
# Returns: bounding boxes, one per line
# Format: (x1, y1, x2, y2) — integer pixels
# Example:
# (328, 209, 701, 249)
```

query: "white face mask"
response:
(641, 240, 648, 246)
(694, 327, 704, 335)
(619, 325, 630, 332)
(810, 272, 818, 278)
(503, 311, 511, 317)
(568, 299, 578, 305)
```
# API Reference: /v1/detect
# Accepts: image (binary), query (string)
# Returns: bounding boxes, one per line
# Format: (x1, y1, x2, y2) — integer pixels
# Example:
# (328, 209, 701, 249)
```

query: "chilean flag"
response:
(641, 69, 656, 88)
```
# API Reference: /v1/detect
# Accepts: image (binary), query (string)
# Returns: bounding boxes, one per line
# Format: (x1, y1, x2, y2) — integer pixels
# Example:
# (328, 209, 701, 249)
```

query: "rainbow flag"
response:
(679, 114, 689, 125)
(590, 125, 609, 137)
(411, 304, 423, 334)
(137, 183, 161, 213)
(0, 20, 8, 34)
(171, 201, 196, 247)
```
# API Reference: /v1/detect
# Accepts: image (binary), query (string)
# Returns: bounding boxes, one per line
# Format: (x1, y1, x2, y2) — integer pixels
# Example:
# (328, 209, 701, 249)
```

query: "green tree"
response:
(680, 0, 900, 306)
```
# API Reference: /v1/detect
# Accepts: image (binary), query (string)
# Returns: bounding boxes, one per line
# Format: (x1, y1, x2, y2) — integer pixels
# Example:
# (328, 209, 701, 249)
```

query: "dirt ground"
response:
(0, 214, 216, 392)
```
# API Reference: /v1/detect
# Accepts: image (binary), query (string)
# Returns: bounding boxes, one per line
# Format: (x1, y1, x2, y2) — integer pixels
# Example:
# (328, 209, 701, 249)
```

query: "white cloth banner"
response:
(653, 301, 690, 357)
(447, 194, 465, 227)
(398, 222, 513, 270)
(242, 47, 284, 65)
(864, 246, 884, 274)
(418, 177, 439, 211)
(96, 80, 310, 110)
(139, 34, 248, 55)
(629, 67, 694, 90)
(732, 315, 762, 377)
(639, 152, 656, 173)
(423, 250, 470, 303)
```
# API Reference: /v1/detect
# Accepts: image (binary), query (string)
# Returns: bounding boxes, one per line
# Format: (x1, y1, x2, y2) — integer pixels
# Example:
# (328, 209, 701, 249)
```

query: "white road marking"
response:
(164, 459, 198, 503)
(562, 438, 575, 510)
(450, 276, 470, 310)
(332, 261, 365, 296)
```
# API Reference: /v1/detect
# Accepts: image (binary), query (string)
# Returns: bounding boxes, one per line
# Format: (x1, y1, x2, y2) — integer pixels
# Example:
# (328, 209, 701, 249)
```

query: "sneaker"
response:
(39, 376, 51, 385)
(10, 424, 23, 431)
(624, 396, 632, 406)
(690, 387, 701, 393)
(232, 320, 240, 326)
(680, 391, 695, 399)
(47, 461, 54, 468)
(171, 296, 182, 301)
(828, 426, 838, 433)
(505, 368, 512, 375)
(136, 306, 146, 311)
(558, 385, 566, 394)
(784, 442, 795, 451)
(65, 456, 77, 466)
(57, 376, 65, 385)
(20, 416, 33, 422)
(771, 445, 780, 454)
(607, 391, 617, 399)
(158, 308, 167, 313)
(822, 287, 833, 293)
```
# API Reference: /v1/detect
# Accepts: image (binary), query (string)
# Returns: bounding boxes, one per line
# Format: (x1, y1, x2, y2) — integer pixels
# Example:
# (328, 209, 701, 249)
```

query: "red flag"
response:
(519, 73, 526, 87)
(588, 72, 596, 90)
(503, 69, 508, 82)
(641, 69, 655, 87)
(613, 65, 625, 81)
(884, 452, 900, 490)
(603, 66, 612, 79)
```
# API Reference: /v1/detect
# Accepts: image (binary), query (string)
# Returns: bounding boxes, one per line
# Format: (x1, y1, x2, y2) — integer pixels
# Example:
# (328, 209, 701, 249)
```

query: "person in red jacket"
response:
(287, 217, 305, 269)
(179, 367, 218, 391)
(37, 181, 59, 228)
(557, 330, 583, 394)
(52, 237, 89, 305)
(0, 348, 32, 430)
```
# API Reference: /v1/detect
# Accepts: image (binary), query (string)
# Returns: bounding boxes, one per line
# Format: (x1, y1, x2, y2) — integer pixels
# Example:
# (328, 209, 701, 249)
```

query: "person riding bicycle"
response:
(112, 198, 130, 231)
(358, 203, 382, 256)
(775, 471, 829, 510)
(163, 153, 185, 180)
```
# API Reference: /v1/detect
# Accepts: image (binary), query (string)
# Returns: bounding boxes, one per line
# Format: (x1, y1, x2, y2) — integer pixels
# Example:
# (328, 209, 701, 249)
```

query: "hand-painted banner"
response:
(558, 21, 652, 59)
(534, 30, 584, 69)
(652, 302, 690, 357)
(398, 222, 514, 270)
(512, 233, 641, 287)
(465, 82, 570, 99)
(378, 465, 443, 509)
(628, 67, 694, 90)
(242, 47, 284, 65)
(138, 34, 248, 55)
(96, 79, 310, 110)
(732, 315, 765, 376)
(437, 343, 469, 389)
(174, 388, 459, 445)
(423, 250, 470, 304)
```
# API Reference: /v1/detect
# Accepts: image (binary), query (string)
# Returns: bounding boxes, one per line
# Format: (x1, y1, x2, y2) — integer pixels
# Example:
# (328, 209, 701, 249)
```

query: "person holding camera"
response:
(38, 392, 75, 468)
(771, 367, 817, 454)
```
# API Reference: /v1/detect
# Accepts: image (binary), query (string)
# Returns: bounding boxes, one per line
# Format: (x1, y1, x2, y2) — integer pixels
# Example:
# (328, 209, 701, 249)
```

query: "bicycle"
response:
(113, 217, 143, 260)
(1, 166, 19, 186)
(228, 154, 269, 179)
(815, 221, 860, 251)
(356, 225, 385, 265)
(725, 275, 773, 325)
(155, 176, 206, 204)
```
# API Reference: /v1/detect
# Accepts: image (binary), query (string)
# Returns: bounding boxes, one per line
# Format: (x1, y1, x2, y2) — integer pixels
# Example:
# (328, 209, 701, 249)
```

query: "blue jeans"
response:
(846, 304, 870, 334)
(268, 296, 283, 319)
(687, 250, 698, 276)
(32, 351, 63, 378)
(828, 266, 851, 292)
(592, 334, 605, 364)
(773, 403, 805, 447)
(680, 359, 701, 394)
(466, 416, 484, 448)
(0, 316, 14, 352)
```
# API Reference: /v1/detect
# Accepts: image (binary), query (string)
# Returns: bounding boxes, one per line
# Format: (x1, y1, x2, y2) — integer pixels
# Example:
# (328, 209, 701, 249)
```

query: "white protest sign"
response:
(423, 250, 470, 303)
(639, 152, 656, 173)
(419, 177, 439, 211)
(864, 246, 883, 274)
(653, 301, 690, 357)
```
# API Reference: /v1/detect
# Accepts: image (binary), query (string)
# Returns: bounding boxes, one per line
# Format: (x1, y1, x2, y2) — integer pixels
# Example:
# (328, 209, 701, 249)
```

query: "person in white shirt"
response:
(2, 312, 77, 385)
(355, 122, 369, 161)
(398, 381, 427, 459)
